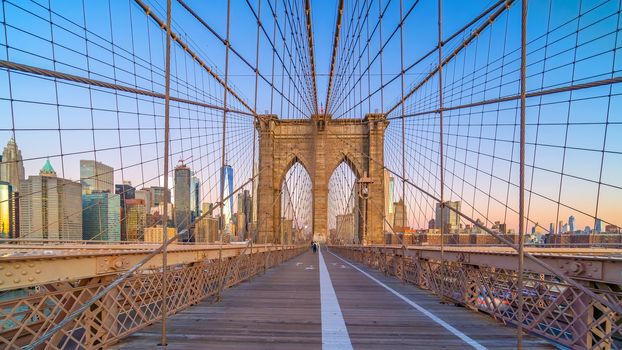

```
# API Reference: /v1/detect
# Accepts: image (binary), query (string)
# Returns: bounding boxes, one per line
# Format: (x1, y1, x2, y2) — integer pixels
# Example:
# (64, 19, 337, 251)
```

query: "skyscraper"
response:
(150, 202, 174, 227)
(393, 199, 407, 233)
(0, 181, 17, 238)
(595, 219, 602, 233)
(116, 181, 135, 241)
(569, 215, 576, 233)
(150, 186, 170, 206)
(20, 160, 82, 240)
(80, 160, 114, 194)
(125, 199, 146, 241)
(383, 169, 395, 233)
(115, 182, 135, 201)
(195, 215, 219, 242)
(135, 189, 152, 211)
(221, 165, 234, 226)
(0, 138, 25, 190)
(82, 191, 121, 241)
(174, 161, 192, 241)
(191, 174, 201, 221)
(435, 201, 461, 232)
(237, 189, 252, 239)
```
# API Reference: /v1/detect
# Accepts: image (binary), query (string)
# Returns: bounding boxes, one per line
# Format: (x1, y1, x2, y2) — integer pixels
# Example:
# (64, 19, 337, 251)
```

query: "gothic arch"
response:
(327, 153, 363, 181)
(327, 155, 362, 244)
(277, 154, 312, 190)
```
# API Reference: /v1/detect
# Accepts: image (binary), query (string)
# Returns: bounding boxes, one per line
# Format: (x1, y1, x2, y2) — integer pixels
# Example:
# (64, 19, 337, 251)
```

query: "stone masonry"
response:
(255, 113, 388, 244)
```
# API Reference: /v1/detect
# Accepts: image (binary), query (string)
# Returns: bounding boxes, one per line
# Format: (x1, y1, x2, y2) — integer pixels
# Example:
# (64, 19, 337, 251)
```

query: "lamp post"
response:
(358, 171, 373, 245)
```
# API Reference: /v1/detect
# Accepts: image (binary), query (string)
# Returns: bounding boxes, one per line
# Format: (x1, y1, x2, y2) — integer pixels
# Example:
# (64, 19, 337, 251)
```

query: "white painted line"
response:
(328, 250, 487, 350)
(319, 248, 353, 350)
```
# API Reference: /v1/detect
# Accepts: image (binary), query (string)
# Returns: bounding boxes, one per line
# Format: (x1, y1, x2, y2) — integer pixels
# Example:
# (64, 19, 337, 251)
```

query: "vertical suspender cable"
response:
(304, 0, 319, 114)
(437, 0, 446, 302)
(378, 0, 385, 112)
(251, 0, 262, 256)
(160, 0, 172, 345)
(517, 0, 527, 347)
(399, 0, 406, 237)
(218, 0, 232, 267)
(325, 0, 345, 115)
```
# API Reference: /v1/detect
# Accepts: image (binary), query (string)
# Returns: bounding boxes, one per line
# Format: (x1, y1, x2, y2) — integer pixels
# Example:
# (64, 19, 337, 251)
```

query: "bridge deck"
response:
(114, 248, 554, 349)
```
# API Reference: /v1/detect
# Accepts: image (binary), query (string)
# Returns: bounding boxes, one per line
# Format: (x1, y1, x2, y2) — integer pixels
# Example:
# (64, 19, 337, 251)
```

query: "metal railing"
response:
(330, 245, 622, 350)
(0, 244, 306, 349)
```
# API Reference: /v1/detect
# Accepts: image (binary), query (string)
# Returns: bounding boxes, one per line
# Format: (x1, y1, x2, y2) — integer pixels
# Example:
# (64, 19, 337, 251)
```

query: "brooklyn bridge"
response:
(0, 0, 620, 349)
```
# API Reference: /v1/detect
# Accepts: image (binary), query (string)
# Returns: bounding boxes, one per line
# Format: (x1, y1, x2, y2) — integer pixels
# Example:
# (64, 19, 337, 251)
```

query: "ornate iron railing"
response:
(330, 245, 622, 350)
(0, 244, 306, 349)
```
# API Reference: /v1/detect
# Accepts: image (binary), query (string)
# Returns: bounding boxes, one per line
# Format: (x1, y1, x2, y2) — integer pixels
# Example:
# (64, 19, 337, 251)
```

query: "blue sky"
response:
(1, 0, 620, 232)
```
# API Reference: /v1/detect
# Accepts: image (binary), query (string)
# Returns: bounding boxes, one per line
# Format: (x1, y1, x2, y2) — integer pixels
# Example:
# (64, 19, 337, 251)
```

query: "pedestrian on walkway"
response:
(312, 241, 317, 254)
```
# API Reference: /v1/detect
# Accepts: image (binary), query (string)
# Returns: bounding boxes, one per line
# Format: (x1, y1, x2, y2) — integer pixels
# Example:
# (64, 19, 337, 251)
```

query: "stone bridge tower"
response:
(255, 113, 388, 245)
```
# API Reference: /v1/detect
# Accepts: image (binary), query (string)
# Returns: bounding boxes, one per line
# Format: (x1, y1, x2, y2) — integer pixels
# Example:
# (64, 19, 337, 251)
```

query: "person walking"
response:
(312, 241, 317, 254)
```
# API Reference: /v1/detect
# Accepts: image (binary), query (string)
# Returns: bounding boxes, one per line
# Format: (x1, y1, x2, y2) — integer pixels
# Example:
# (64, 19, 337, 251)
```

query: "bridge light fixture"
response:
(357, 171, 373, 200)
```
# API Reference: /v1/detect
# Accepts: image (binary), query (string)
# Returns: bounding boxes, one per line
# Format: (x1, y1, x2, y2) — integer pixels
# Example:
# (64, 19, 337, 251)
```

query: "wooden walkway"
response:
(114, 247, 554, 349)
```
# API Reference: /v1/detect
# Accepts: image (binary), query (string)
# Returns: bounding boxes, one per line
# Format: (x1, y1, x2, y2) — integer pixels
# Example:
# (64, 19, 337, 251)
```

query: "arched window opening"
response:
(328, 161, 359, 245)
(280, 161, 313, 244)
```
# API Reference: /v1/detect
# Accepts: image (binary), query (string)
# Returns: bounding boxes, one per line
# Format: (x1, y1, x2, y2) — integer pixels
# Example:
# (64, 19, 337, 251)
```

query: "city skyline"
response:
(1, 1, 621, 348)
(0, 0, 621, 239)
(0, 137, 268, 241)
(0, 136, 618, 241)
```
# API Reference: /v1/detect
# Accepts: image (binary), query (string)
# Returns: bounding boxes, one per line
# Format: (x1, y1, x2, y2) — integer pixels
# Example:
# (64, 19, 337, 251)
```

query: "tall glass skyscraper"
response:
(82, 191, 121, 241)
(0, 181, 16, 238)
(435, 201, 461, 232)
(174, 161, 192, 241)
(221, 165, 234, 226)
(383, 169, 394, 233)
(80, 160, 114, 194)
(115, 182, 135, 241)
(125, 199, 146, 241)
(190, 174, 201, 221)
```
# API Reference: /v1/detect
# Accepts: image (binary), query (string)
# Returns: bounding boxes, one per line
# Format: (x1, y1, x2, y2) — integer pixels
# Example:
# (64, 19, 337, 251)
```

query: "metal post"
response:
(378, 0, 384, 111)
(218, 0, 232, 258)
(325, 0, 345, 115)
(437, 0, 446, 302)
(215, 0, 232, 301)
(399, 0, 406, 240)
(517, 0, 528, 348)
(159, 0, 172, 346)
(363, 198, 367, 245)
(358, 174, 373, 245)
(250, 0, 261, 269)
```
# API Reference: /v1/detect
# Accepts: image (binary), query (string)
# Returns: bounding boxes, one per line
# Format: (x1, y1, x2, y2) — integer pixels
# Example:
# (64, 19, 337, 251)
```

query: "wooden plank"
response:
(114, 249, 321, 349)
(323, 248, 554, 349)
(114, 249, 555, 349)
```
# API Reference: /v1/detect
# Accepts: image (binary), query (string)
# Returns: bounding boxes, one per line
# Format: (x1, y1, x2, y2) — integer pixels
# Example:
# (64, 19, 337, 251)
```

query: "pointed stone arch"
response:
(327, 157, 362, 245)
(327, 153, 363, 181)
(277, 154, 312, 190)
